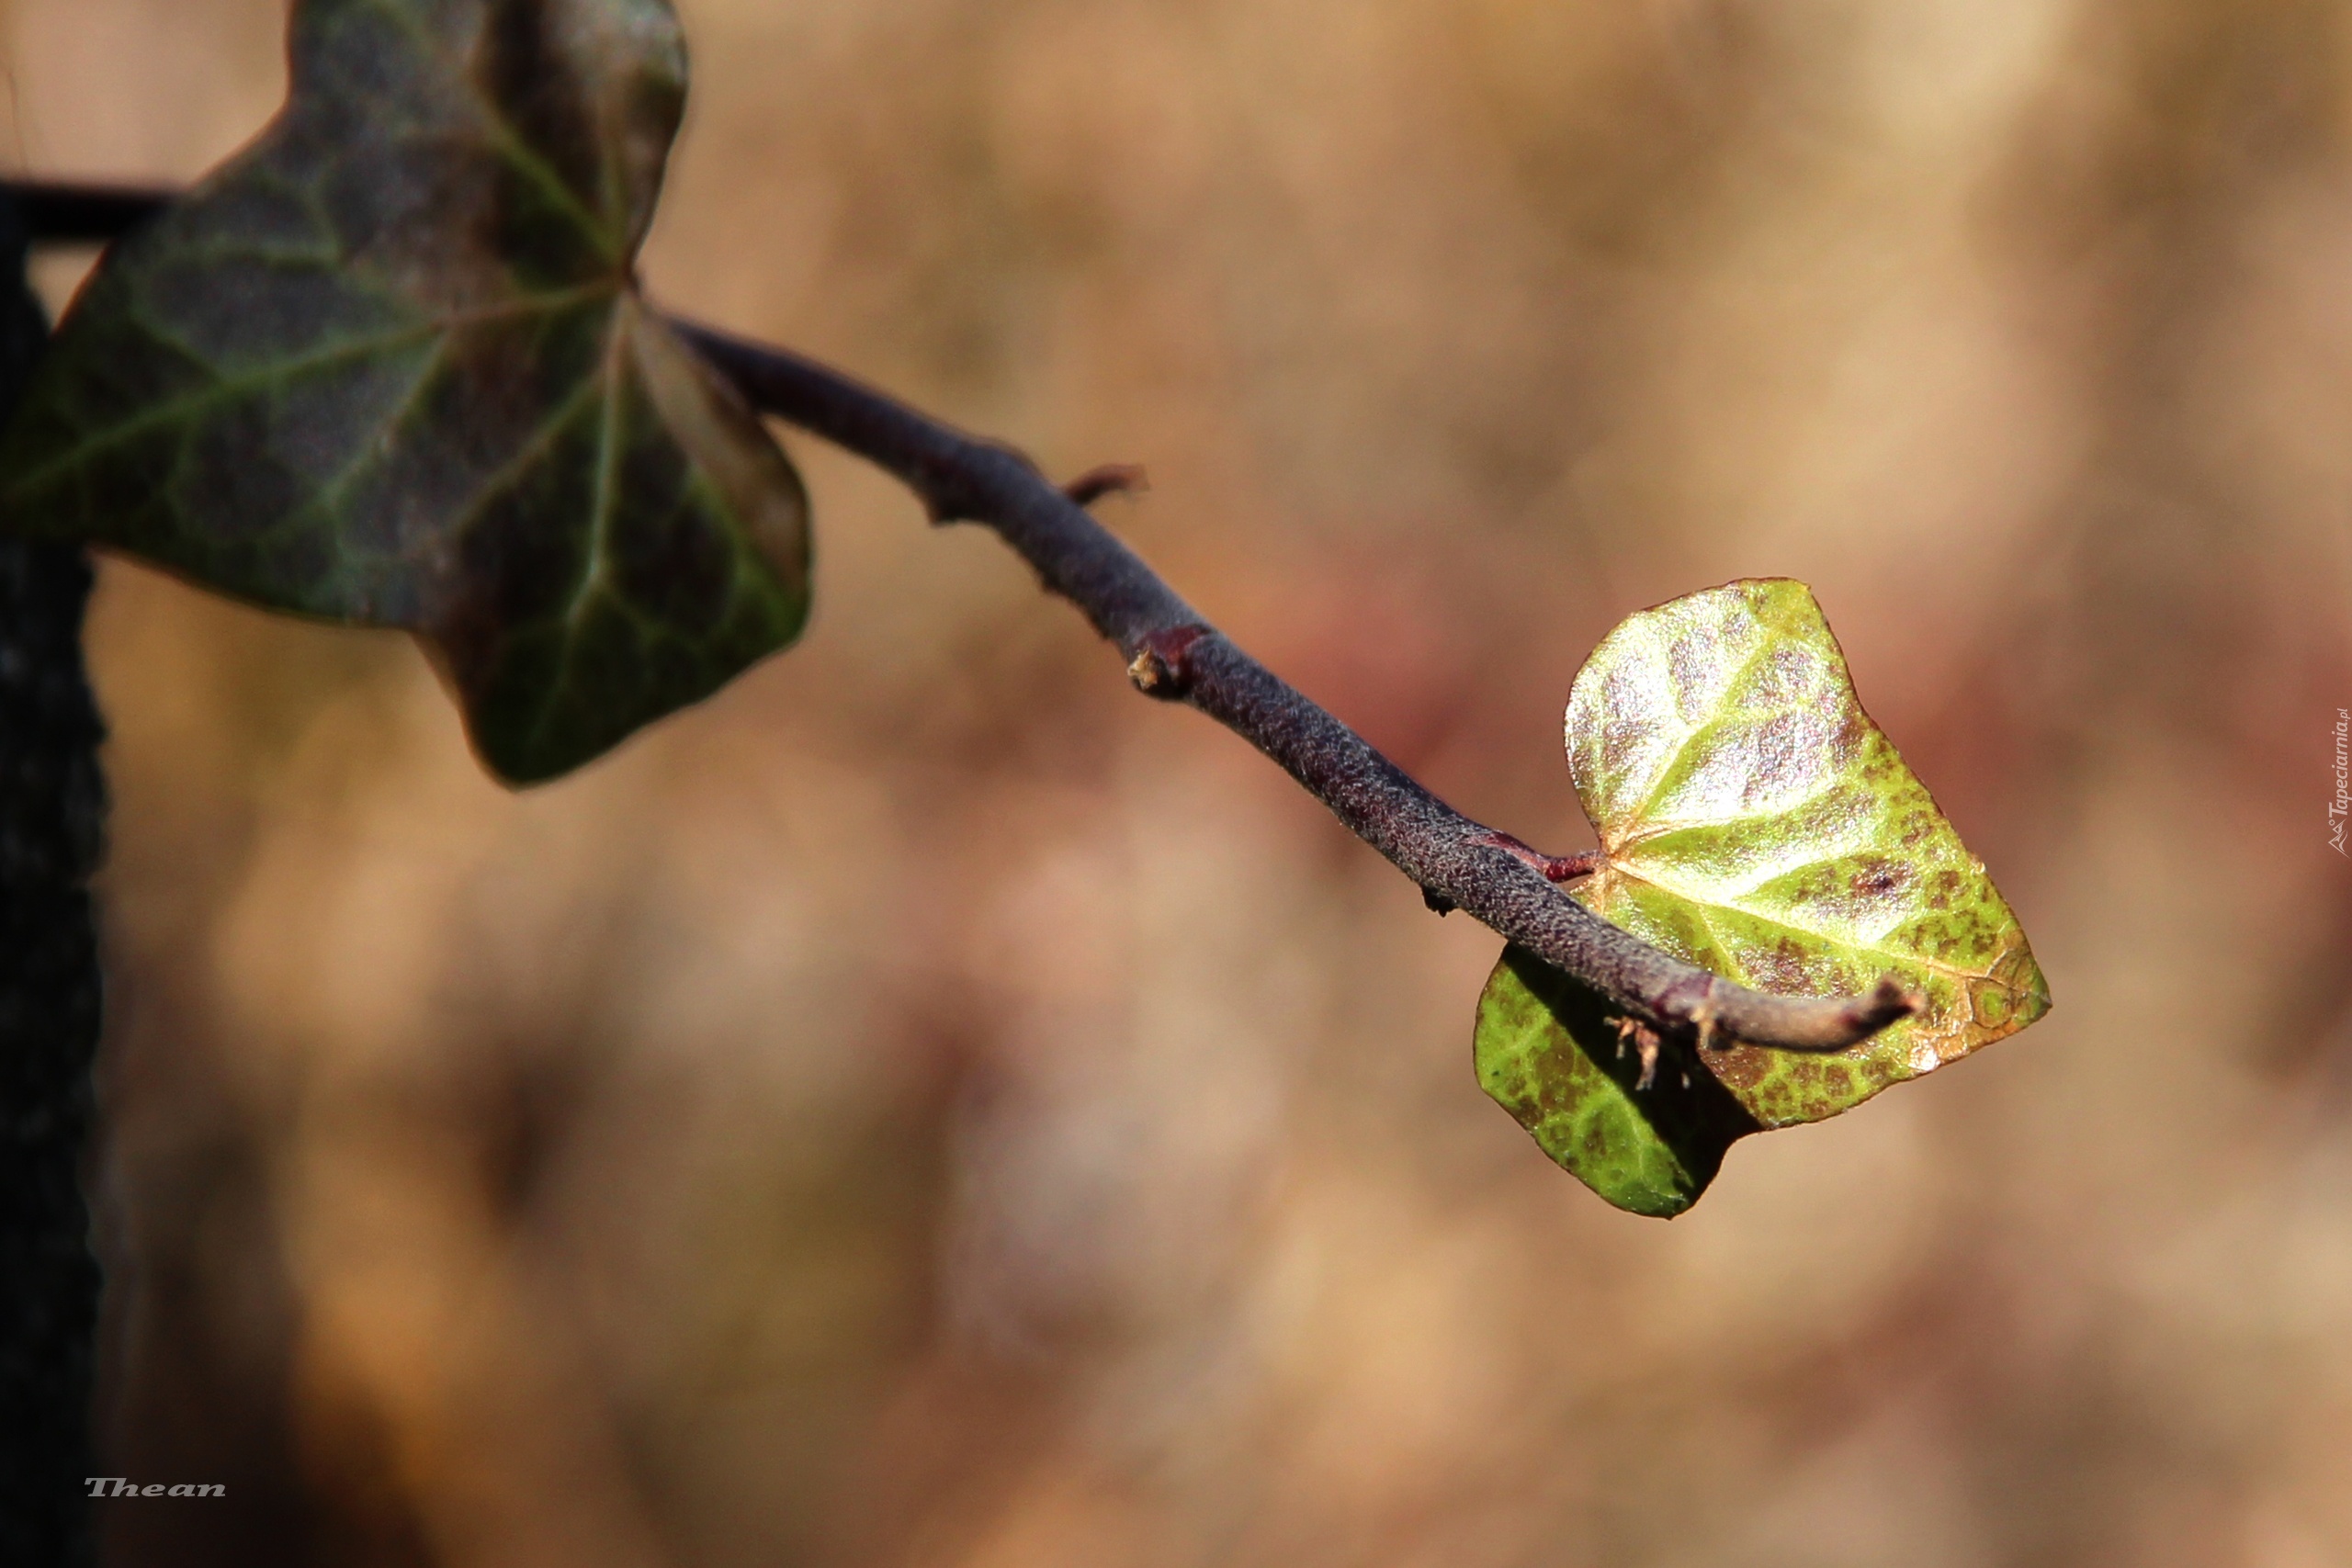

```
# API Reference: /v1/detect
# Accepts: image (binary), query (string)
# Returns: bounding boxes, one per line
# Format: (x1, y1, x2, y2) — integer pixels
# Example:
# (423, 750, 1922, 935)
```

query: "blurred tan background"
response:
(6, 0, 2352, 1562)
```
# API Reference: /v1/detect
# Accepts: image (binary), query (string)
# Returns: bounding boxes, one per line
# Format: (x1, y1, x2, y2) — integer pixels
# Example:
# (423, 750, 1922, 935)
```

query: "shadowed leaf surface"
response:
(1476, 944, 1762, 1218)
(0, 0, 810, 784)
(1476, 579, 2049, 1215)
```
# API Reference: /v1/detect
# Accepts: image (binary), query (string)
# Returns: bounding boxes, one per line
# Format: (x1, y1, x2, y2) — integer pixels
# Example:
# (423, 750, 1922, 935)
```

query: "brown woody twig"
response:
(3, 179, 1920, 1056)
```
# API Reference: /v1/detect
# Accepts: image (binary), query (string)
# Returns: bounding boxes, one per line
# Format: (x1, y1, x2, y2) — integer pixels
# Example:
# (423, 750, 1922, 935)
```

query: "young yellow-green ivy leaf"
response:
(1475, 579, 2050, 1217)
(0, 0, 809, 784)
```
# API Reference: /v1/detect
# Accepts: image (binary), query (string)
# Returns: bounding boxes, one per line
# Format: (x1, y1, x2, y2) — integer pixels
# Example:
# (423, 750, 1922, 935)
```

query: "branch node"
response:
(1421, 886, 1455, 916)
(1064, 463, 1148, 508)
(1126, 626, 1209, 697)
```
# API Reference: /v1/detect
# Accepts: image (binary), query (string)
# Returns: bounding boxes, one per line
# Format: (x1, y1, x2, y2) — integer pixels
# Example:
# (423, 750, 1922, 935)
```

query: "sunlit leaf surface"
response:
(0, 0, 810, 784)
(1476, 579, 2049, 1216)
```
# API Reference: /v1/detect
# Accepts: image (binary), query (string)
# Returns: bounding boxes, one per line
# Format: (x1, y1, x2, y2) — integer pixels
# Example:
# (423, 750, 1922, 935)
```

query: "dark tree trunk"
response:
(0, 197, 109, 1568)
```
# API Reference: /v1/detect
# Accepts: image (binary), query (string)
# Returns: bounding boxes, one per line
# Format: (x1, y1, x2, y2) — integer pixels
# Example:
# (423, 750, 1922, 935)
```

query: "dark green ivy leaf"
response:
(0, 0, 810, 784)
(1476, 579, 2050, 1216)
